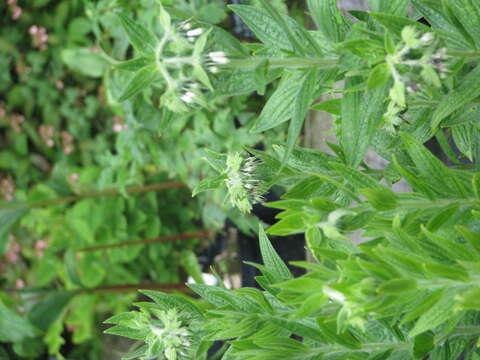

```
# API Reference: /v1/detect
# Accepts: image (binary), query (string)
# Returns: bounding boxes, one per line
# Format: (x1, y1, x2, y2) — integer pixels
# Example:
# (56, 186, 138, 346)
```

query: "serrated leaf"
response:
(118, 65, 158, 102)
(410, 0, 472, 50)
(229, 5, 292, 51)
(252, 71, 310, 133)
(104, 324, 149, 340)
(117, 13, 158, 56)
(401, 133, 469, 198)
(307, 0, 350, 43)
(259, 225, 292, 282)
(409, 289, 461, 337)
(360, 188, 398, 210)
(432, 63, 480, 129)
(340, 77, 388, 168)
(369, 0, 409, 15)
(284, 69, 318, 166)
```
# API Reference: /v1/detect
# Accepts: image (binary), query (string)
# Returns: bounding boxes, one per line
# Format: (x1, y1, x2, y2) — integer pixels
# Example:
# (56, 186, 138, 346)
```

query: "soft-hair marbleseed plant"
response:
(105, 0, 480, 359)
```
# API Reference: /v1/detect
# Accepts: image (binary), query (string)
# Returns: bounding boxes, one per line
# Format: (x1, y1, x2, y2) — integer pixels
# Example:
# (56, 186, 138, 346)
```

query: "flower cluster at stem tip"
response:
(225, 153, 264, 214)
(383, 26, 449, 132)
(155, 10, 230, 110)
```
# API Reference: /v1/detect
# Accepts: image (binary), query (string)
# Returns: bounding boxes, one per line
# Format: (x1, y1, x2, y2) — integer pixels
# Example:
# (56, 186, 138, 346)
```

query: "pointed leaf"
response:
(118, 65, 158, 102)
(117, 13, 158, 57)
(259, 225, 292, 282)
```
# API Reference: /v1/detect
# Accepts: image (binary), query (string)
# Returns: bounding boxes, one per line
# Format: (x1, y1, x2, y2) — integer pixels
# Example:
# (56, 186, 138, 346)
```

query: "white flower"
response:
(180, 91, 196, 104)
(208, 51, 229, 64)
(225, 153, 264, 213)
(186, 28, 204, 38)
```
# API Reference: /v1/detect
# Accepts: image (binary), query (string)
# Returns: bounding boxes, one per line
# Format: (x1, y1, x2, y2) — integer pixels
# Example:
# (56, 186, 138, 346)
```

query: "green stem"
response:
(222, 57, 339, 70)
(447, 50, 480, 58)
(79, 230, 211, 252)
(2, 181, 187, 210)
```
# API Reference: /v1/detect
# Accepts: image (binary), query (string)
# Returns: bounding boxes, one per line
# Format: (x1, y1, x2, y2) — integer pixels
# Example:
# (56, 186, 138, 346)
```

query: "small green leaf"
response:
(367, 63, 391, 90)
(259, 225, 292, 282)
(61, 48, 109, 77)
(192, 174, 227, 197)
(311, 98, 341, 115)
(117, 13, 158, 57)
(413, 331, 434, 359)
(432, 63, 480, 129)
(114, 58, 153, 72)
(378, 279, 417, 294)
(118, 65, 158, 102)
(359, 187, 398, 210)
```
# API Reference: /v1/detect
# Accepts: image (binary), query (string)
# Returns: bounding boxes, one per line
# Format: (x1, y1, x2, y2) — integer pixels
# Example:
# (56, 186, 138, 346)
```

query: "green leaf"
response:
(0, 300, 37, 342)
(252, 71, 310, 133)
(311, 98, 341, 115)
(117, 13, 158, 57)
(61, 48, 109, 77)
(28, 292, 74, 332)
(114, 57, 153, 72)
(367, 63, 391, 90)
(284, 69, 318, 166)
(118, 65, 158, 102)
(409, 289, 460, 337)
(378, 279, 417, 295)
(140, 290, 203, 319)
(192, 174, 227, 196)
(180, 249, 204, 284)
(259, 225, 292, 282)
(401, 133, 469, 198)
(0, 207, 27, 256)
(369, 0, 409, 15)
(413, 331, 434, 359)
(229, 5, 292, 51)
(411, 0, 472, 50)
(359, 188, 398, 210)
(266, 213, 306, 236)
(340, 77, 388, 168)
(449, 0, 480, 48)
(456, 226, 480, 255)
(259, 0, 307, 55)
(432, 63, 480, 129)
(307, 0, 350, 43)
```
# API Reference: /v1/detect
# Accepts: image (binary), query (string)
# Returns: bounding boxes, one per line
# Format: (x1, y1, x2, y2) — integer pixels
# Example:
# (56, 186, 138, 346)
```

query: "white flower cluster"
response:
(225, 153, 264, 213)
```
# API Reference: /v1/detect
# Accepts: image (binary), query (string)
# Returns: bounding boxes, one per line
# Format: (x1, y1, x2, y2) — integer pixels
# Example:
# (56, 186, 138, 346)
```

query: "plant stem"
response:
(79, 230, 211, 252)
(222, 57, 339, 70)
(2, 181, 187, 210)
(3, 282, 191, 296)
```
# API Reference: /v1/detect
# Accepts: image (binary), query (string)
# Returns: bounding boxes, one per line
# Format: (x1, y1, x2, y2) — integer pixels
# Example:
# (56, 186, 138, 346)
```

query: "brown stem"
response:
(3, 181, 187, 209)
(88, 282, 191, 293)
(3, 282, 191, 296)
(79, 230, 211, 252)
